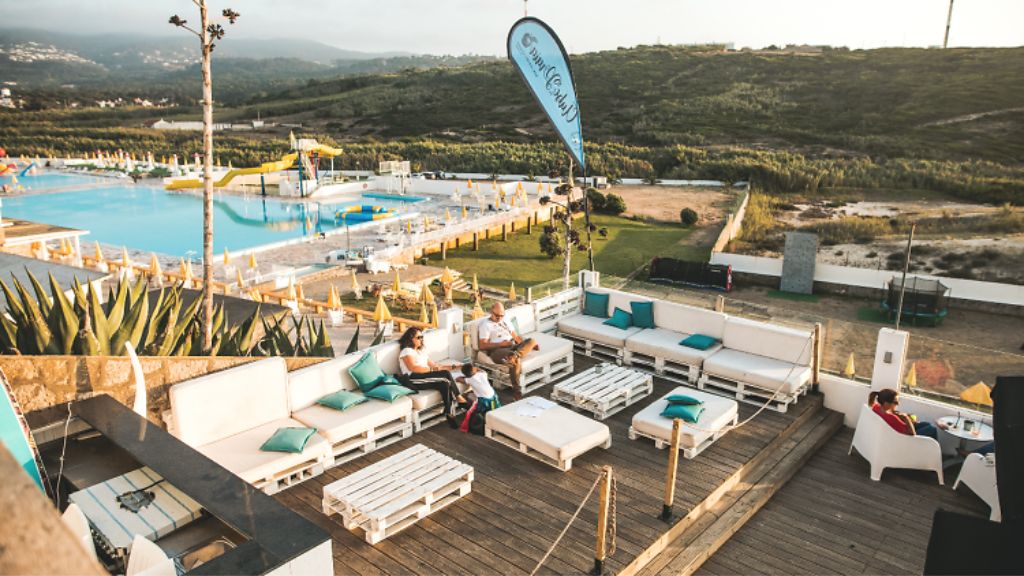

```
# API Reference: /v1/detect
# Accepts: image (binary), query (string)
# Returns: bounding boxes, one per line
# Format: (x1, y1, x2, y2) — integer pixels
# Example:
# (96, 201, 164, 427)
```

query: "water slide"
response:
(165, 144, 344, 190)
(0, 164, 13, 176)
(19, 162, 38, 177)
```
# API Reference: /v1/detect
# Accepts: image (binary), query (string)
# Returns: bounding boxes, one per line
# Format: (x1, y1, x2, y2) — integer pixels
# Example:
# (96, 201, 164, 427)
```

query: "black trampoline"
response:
(649, 258, 731, 292)
(882, 276, 950, 326)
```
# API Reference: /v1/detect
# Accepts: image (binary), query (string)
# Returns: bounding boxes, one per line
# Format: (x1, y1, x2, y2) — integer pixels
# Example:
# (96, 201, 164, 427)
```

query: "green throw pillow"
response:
(348, 351, 386, 392)
(583, 291, 609, 318)
(680, 334, 719, 350)
(660, 403, 705, 424)
(364, 384, 415, 403)
(316, 390, 368, 412)
(260, 427, 318, 454)
(666, 394, 704, 406)
(631, 301, 656, 329)
(603, 307, 633, 330)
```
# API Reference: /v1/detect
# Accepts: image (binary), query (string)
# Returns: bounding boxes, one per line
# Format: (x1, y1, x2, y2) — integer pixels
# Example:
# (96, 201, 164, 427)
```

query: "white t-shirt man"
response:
(398, 347, 430, 376)
(478, 317, 517, 347)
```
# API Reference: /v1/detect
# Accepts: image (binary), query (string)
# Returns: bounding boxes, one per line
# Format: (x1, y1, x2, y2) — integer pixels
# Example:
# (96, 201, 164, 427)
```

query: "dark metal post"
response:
(260, 174, 266, 196)
(895, 222, 916, 331)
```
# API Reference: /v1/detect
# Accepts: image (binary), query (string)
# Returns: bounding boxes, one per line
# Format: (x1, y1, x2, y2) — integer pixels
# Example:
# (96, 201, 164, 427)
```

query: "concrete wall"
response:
(3, 355, 328, 428)
(712, 191, 749, 253)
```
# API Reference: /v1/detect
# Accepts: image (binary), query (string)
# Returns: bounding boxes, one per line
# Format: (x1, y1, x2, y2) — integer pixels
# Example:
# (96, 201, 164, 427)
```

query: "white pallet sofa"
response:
(167, 357, 333, 495)
(698, 317, 815, 412)
(466, 304, 574, 394)
(556, 287, 652, 363)
(624, 300, 728, 384)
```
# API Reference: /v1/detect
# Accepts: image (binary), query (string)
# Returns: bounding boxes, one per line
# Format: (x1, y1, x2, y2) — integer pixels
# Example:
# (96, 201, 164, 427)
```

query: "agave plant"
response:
(0, 271, 333, 358)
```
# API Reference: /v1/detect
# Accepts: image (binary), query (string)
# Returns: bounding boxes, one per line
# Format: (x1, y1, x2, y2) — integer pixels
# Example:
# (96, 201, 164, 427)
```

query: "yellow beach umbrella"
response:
(472, 274, 479, 292)
(419, 282, 433, 304)
(419, 303, 429, 324)
(445, 208, 451, 221)
(454, 185, 459, 196)
(248, 252, 258, 269)
(424, 216, 429, 228)
(509, 282, 517, 301)
(372, 295, 392, 322)
(228, 161, 232, 170)
(467, 178, 474, 188)
(286, 277, 297, 300)
(351, 272, 360, 291)
(295, 283, 304, 301)
(223, 247, 230, 265)
(547, 182, 553, 194)
(462, 205, 467, 218)
(11, 175, 18, 184)
(510, 195, 516, 207)
(407, 218, 412, 232)
(961, 383, 993, 406)
(844, 353, 855, 377)
(236, 269, 245, 287)
(122, 247, 131, 267)
(472, 301, 485, 320)
(904, 363, 917, 388)
(179, 258, 188, 277)
(392, 271, 401, 295)
(149, 253, 161, 275)
(162, 156, 167, 164)
(430, 303, 439, 328)
(480, 196, 485, 212)
(185, 260, 195, 279)
(94, 241, 104, 262)
(441, 267, 455, 284)
(249, 289, 263, 303)
(327, 285, 342, 309)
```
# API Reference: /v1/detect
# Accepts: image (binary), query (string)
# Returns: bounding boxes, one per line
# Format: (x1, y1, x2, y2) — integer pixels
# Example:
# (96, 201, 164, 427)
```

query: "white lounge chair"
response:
(954, 453, 1000, 522)
(849, 404, 944, 484)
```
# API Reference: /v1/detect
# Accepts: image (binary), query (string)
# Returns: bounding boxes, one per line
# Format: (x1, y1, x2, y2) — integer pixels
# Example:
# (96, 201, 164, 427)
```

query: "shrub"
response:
(866, 251, 878, 258)
(539, 229, 563, 259)
(679, 208, 699, 226)
(739, 194, 774, 242)
(586, 187, 606, 211)
(801, 216, 891, 245)
(604, 193, 627, 215)
(773, 201, 799, 211)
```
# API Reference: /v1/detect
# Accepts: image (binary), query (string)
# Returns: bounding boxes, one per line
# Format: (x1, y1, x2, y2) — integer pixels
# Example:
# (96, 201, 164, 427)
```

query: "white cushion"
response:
(291, 396, 412, 445)
(632, 387, 737, 448)
(702, 349, 812, 394)
(408, 380, 471, 411)
(196, 417, 330, 484)
(422, 329, 453, 363)
(625, 328, 722, 366)
(170, 358, 289, 448)
(722, 317, 814, 365)
(585, 287, 653, 318)
(370, 341, 402, 375)
(557, 314, 644, 348)
(486, 403, 610, 461)
(652, 301, 727, 339)
(287, 354, 364, 412)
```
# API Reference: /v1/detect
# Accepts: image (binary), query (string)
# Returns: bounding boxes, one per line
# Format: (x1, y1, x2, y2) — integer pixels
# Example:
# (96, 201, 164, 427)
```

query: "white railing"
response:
(533, 287, 583, 333)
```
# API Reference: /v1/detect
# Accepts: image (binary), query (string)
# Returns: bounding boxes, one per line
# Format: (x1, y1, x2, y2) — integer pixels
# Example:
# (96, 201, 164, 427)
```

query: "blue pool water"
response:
(1, 186, 416, 256)
(2, 172, 109, 189)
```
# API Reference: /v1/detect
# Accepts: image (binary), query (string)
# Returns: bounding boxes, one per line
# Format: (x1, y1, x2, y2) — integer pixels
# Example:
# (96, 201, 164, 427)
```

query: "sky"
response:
(1, 0, 1021, 56)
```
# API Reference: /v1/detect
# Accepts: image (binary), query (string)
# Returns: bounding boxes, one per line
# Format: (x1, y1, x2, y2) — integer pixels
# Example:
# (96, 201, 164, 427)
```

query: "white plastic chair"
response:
(126, 534, 176, 576)
(954, 453, 1000, 521)
(849, 404, 944, 484)
(60, 503, 98, 560)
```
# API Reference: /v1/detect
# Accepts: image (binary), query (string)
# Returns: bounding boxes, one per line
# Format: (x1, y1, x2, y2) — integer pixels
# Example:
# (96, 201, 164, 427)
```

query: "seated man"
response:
(477, 302, 538, 402)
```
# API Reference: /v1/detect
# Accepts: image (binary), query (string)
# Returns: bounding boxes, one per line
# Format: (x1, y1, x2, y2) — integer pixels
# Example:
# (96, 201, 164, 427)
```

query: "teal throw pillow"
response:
(510, 316, 522, 336)
(660, 403, 705, 424)
(260, 427, 318, 454)
(666, 394, 704, 406)
(603, 307, 633, 330)
(631, 301, 656, 329)
(348, 351, 386, 392)
(583, 291, 609, 318)
(680, 334, 719, 350)
(364, 384, 415, 403)
(316, 390, 368, 412)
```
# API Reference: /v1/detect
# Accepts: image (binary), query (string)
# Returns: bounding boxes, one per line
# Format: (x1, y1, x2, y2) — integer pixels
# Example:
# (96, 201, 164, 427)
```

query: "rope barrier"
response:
(530, 472, 603, 576)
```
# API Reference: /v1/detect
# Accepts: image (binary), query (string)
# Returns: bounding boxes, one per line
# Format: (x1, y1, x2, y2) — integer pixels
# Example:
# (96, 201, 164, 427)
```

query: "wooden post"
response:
(511, 221, 516, 233)
(714, 295, 725, 313)
(593, 466, 613, 576)
(527, 218, 533, 234)
(527, 286, 533, 304)
(455, 237, 460, 248)
(812, 323, 822, 393)
(502, 224, 507, 241)
(485, 228, 490, 240)
(473, 232, 479, 250)
(441, 243, 447, 260)
(660, 419, 682, 522)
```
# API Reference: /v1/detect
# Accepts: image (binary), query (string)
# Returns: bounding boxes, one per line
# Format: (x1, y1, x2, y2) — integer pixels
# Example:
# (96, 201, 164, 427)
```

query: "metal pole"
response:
(895, 222, 916, 331)
(660, 419, 682, 521)
(592, 466, 613, 576)
(943, 0, 954, 49)
(812, 323, 822, 393)
(260, 174, 266, 197)
(583, 165, 594, 271)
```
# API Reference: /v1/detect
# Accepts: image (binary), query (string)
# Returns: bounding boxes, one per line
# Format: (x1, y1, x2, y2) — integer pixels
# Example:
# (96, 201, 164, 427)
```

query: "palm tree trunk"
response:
(200, 0, 214, 354)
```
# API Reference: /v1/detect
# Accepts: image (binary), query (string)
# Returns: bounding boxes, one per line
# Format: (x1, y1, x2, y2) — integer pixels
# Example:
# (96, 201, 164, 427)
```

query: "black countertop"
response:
(71, 394, 330, 576)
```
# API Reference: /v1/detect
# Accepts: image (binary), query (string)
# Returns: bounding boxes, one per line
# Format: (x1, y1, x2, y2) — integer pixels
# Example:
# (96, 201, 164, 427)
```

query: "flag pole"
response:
(583, 163, 594, 271)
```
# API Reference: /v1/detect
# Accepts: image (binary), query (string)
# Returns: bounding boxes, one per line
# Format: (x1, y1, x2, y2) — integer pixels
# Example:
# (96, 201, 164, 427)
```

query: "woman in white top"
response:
(398, 327, 464, 428)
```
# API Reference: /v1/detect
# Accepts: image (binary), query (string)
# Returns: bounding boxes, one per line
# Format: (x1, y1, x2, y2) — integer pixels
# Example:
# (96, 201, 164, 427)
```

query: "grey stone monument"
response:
(780, 231, 818, 295)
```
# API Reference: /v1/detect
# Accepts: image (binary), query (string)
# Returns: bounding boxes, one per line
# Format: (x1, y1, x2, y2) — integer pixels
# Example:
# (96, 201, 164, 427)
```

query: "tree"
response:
(679, 207, 698, 226)
(604, 193, 627, 215)
(170, 3, 240, 355)
(539, 172, 595, 290)
(586, 187, 606, 212)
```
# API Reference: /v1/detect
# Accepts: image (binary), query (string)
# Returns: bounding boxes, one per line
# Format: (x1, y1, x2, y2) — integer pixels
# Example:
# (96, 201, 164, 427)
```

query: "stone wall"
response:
(2, 355, 329, 428)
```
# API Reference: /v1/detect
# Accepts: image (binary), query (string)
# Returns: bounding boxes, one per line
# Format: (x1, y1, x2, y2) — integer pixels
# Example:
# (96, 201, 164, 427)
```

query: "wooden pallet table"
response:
(551, 364, 653, 420)
(322, 444, 473, 545)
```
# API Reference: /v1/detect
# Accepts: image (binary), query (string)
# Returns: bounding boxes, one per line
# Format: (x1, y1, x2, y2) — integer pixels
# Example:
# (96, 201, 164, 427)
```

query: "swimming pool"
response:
(1, 186, 418, 257)
(2, 172, 110, 189)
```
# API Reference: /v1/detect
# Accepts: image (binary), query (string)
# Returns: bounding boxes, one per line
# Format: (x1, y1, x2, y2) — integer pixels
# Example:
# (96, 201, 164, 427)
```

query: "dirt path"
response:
(917, 107, 1024, 128)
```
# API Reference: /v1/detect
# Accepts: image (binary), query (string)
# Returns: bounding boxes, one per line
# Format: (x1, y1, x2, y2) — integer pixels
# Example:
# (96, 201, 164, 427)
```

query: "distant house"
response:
(781, 44, 824, 54)
(141, 119, 171, 129)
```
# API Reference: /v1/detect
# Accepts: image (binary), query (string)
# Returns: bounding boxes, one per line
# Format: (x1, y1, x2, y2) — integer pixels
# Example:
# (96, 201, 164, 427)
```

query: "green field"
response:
(422, 214, 710, 290)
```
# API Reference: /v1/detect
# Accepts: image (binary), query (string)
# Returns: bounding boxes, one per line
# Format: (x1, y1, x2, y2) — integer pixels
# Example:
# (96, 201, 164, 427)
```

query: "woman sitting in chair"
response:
(398, 327, 465, 428)
(868, 388, 939, 439)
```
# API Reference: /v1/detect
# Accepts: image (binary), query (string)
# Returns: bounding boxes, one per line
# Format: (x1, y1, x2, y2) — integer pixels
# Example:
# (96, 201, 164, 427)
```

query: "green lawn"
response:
(424, 214, 711, 290)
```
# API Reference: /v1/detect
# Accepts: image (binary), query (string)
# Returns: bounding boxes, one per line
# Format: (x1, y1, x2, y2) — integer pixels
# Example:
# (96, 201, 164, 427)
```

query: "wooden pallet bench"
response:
(551, 364, 653, 420)
(322, 444, 473, 544)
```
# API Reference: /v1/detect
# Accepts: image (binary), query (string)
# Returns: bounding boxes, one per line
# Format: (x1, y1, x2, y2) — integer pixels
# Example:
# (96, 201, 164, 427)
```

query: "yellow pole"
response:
(660, 419, 682, 521)
(594, 466, 614, 575)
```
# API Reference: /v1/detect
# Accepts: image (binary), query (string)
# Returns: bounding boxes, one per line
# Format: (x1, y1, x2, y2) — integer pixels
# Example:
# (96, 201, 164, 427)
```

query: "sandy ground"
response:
(610, 185, 734, 246)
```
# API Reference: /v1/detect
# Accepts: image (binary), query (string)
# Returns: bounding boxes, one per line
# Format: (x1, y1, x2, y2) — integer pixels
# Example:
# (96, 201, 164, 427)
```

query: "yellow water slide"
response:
(165, 144, 344, 190)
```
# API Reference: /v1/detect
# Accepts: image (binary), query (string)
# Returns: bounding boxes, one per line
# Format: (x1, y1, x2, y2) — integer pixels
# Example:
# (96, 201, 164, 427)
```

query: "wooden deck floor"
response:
(695, 427, 991, 576)
(273, 354, 818, 576)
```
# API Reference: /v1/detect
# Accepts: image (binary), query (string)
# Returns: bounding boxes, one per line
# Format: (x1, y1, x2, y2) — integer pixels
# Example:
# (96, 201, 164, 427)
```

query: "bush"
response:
(586, 187, 606, 211)
(604, 193, 627, 215)
(679, 207, 699, 226)
(539, 229, 563, 259)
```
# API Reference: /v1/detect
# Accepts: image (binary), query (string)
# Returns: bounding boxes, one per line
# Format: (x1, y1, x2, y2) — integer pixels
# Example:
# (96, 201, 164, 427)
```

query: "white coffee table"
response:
(936, 416, 993, 469)
(322, 444, 473, 544)
(551, 363, 653, 420)
(485, 398, 612, 471)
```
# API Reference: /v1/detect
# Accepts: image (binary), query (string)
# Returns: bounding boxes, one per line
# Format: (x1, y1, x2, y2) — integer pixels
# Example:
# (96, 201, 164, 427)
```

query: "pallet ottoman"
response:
(628, 387, 738, 459)
(485, 400, 612, 471)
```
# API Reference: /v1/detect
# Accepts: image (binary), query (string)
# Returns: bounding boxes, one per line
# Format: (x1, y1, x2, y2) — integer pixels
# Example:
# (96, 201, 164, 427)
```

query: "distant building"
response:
(0, 87, 13, 108)
(781, 44, 824, 54)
